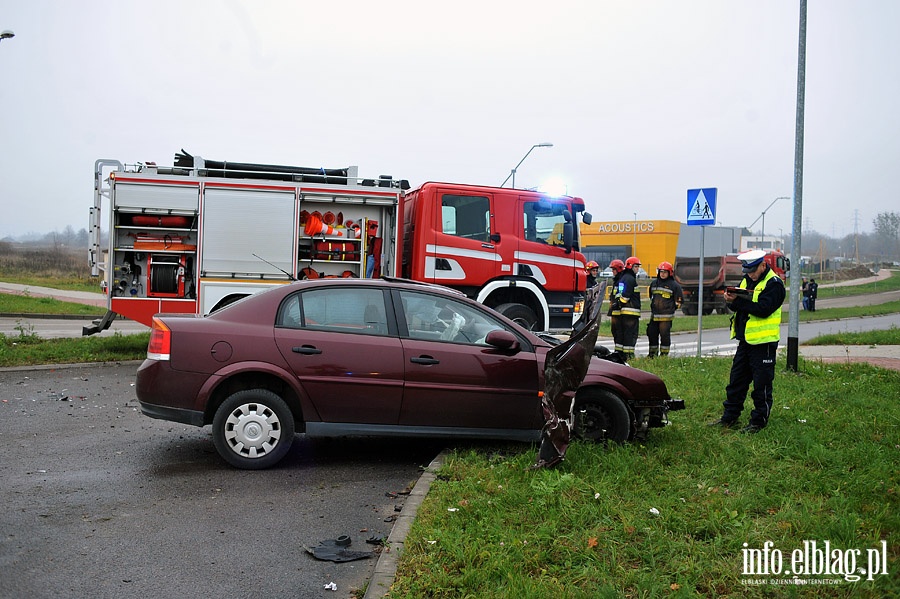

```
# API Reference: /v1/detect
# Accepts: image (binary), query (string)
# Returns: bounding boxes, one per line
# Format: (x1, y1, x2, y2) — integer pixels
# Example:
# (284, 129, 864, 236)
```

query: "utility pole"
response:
(786, 0, 808, 372)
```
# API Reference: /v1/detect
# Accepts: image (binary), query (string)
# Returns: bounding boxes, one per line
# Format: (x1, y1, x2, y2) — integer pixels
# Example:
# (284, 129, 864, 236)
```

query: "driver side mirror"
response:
(563, 222, 574, 253)
(485, 329, 520, 351)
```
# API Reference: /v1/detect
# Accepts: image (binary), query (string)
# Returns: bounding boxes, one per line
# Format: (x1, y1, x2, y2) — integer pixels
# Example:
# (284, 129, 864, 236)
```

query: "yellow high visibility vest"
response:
(732, 269, 782, 344)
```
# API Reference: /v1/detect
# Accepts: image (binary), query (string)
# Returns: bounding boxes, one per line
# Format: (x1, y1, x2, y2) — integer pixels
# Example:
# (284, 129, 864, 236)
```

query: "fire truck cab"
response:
(401, 182, 592, 330)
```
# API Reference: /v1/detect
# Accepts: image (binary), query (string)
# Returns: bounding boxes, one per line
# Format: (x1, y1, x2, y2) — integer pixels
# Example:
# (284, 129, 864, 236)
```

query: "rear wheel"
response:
(573, 389, 633, 442)
(212, 389, 295, 469)
(496, 303, 539, 330)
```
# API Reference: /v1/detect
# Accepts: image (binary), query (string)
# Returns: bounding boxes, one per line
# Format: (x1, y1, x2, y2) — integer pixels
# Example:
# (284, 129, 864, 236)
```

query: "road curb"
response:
(0, 360, 143, 373)
(364, 449, 448, 599)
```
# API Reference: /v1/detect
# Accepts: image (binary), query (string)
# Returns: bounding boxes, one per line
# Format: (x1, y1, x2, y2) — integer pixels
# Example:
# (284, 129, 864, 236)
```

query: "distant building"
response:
(742, 234, 785, 252)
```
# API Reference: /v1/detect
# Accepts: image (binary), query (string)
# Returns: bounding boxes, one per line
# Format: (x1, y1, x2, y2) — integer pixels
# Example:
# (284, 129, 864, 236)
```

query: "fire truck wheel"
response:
(495, 303, 538, 331)
(212, 389, 295, 470)
(573, 389, 633, 443)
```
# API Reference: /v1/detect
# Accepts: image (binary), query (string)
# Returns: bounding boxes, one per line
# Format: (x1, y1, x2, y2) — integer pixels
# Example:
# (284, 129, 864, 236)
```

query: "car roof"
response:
(204, 277, 550, 348)
(208, 277, 473, 323)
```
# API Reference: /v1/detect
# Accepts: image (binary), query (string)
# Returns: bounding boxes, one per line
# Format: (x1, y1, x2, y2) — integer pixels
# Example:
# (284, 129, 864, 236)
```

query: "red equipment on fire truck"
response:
(86, 151, 593, 335)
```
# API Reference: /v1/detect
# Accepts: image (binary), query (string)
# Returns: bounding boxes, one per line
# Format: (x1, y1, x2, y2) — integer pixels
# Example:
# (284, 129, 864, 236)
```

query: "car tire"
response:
(573, 389, 633, 443)
(496, 303, 539, 330)
(212, 389, 295, 470)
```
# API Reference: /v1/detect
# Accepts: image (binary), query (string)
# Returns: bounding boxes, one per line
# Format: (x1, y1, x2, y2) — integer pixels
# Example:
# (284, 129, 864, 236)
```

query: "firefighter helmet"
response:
(609, 259, 625, 273)
(657, 261, 674, 275)
(625, 256, 641, 270)
(585, 260, 599, 271)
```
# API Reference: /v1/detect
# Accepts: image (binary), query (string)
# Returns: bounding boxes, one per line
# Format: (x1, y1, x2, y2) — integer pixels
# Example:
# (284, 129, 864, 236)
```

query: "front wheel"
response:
(212, 389, 295, 469)
(573, 389, 633, 442)
(495, 303, 539, 331)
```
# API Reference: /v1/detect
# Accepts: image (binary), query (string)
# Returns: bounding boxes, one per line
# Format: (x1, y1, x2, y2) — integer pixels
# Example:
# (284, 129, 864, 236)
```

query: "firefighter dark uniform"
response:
(711, 250, 785, 434)
(615, 257, 641, 359)
(607, 260, 625, 353)
(646, 264, 682, 357)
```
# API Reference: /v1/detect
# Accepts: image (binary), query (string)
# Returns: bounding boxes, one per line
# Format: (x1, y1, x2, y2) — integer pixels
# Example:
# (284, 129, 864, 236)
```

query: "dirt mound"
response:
(831, 265, 876, 281)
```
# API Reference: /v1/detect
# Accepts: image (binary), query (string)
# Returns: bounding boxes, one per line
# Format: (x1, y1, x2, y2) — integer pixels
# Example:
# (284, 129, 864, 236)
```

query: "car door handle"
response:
(410, 355, 440, 365)
(292, 345, 322, 355)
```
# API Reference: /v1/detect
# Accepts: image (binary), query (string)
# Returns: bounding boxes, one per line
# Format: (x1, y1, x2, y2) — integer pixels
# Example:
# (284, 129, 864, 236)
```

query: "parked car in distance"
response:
(136, 278, 683, 469)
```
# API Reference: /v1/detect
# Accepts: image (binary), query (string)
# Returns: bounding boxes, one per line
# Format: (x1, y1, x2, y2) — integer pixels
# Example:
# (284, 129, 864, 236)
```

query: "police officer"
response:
(709, 249, 785, 434)
(607, 259, 625, 353)
(646, 261, 683, 357)
(615, 256, 642, 360)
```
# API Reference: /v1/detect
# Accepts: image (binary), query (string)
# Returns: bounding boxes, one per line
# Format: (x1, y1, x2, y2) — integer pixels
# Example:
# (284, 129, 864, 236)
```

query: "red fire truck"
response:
(86, 151, 593, 335)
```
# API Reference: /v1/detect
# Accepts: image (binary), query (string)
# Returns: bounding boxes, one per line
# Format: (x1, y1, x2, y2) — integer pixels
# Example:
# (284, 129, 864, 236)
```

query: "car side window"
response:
(277, 288, 388, 335)
(398, 290, 505, 345)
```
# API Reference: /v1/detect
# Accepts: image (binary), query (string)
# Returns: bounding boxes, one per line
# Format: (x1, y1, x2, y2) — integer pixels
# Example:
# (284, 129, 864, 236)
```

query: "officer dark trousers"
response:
(722, 340, 778, 426)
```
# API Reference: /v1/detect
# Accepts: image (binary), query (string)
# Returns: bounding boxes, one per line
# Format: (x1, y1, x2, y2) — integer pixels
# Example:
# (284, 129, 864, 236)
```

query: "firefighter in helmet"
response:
(585, 260, 600, 289)
(646, 261, 683, 357)
(614, 257, 642, 359)
(606, 259, 626, 354)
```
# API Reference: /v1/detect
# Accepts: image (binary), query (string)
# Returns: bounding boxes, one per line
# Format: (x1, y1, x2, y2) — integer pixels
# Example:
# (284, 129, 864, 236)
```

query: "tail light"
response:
(147, 317, 171, 360)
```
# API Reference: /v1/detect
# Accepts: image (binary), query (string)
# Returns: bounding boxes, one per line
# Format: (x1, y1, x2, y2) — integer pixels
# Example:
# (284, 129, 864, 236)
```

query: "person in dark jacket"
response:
(708, 249, 786, 434)
(807, 278, 818, 311)
(615, 256, 642, 360)
(801, 277, 810, 310)
(607, 259, 625, 353)
(646, 261, 683, 357)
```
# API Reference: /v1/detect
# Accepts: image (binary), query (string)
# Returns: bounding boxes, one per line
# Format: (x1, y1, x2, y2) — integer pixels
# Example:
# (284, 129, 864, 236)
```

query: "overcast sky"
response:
(1, 1, 897, 240)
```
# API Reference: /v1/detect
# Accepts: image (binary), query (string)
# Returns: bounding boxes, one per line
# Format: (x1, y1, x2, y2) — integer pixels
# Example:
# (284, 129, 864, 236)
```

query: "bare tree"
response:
(873, 212, 900, 261)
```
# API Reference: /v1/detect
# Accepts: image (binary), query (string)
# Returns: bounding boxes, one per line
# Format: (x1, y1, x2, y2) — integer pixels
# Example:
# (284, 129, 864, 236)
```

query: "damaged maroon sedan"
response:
(136, 278, 683, 469)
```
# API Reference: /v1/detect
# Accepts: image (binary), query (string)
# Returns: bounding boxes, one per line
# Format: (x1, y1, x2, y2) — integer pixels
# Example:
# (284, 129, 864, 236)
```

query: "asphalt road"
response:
(0, 363, 447, 599)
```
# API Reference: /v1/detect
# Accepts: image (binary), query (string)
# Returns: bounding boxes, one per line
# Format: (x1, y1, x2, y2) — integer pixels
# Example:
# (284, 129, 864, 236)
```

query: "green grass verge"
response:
(388, 358, 900, 598)
(0, 329, 149, 367)
(0, 272, 101, 293)
(0, 293, 106, 316)
(803, 327, 900, 347)
(812, 269, 900, 297)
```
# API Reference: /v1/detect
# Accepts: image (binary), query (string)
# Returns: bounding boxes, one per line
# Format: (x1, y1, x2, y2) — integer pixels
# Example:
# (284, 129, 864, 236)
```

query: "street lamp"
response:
(761, 196, 790, 250)
(0, 30, 14, 42)
(500, 142, 553, 188)
(748, 196, 790, 249)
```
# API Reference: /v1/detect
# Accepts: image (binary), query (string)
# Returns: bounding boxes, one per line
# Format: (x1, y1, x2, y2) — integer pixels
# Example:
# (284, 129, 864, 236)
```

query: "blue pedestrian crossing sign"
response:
(687, 188, 717, 226)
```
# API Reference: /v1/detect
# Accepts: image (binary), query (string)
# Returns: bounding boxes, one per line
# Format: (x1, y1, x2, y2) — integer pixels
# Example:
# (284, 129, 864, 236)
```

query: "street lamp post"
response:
(501, 143, 553, 188)
(761, 196, 790, 250)
(0, 30, 15, 43)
